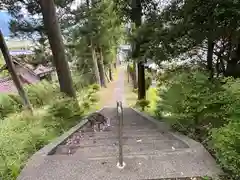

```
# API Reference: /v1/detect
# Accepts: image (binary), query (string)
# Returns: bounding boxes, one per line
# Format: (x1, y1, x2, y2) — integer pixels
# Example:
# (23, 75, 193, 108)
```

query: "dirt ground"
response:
(95, 67, 120, 108)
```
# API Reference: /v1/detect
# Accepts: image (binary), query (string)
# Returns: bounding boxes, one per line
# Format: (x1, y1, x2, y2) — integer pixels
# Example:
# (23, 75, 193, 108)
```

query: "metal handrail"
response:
(117, 101, 124, 168)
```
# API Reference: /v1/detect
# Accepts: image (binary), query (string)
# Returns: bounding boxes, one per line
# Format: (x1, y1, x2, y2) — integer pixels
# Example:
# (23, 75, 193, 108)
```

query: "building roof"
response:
(0, 77, 17, 93)
(0, 60, 55, 93)
(34, 64, 54, 77)
(9, 50, 34, 56)
(0, 59, 54, 77)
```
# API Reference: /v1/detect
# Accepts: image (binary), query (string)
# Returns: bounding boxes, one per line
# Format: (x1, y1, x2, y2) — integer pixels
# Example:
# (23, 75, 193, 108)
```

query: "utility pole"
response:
(0, 30, 32, 111)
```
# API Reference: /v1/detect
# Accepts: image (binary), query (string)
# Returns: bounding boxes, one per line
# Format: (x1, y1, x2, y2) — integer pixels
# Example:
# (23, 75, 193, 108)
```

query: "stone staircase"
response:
(18, 108, 222, 180)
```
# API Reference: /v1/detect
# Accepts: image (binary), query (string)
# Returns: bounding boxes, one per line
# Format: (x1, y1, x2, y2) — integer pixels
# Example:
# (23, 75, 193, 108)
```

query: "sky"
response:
(0, 0, 82, 37)
(0, 11, 11, 37)
(0, 0, 169, 37)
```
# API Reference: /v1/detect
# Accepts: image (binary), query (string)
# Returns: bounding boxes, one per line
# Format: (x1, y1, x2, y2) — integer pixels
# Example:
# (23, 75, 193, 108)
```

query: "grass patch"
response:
(0, 86, 99, 180)
(146, 87, 158, 116)
(124, 70, 137, 107)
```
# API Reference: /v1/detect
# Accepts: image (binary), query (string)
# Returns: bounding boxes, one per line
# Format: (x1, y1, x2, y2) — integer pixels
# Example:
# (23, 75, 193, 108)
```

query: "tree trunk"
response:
(109, 64, 113, 81)
(39, 0, 76, 97)
(207, 38, 214, 79)
(131, 0, 145, 99)
(132, 61, 138, 89)
(86, 0, 101, 86)
(105, 71, 110, 82)
(138, 61, 145, 99)
(0, 30, 32, 111)
(91, 44, 101, 85)
(226, 37, 240, 77)
(98, 47, 107, 87)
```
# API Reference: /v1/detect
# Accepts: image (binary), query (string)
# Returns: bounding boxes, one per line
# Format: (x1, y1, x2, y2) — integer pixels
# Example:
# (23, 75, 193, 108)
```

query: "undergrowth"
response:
(155, 67, 240, 179)
(0, 83, 100, 180)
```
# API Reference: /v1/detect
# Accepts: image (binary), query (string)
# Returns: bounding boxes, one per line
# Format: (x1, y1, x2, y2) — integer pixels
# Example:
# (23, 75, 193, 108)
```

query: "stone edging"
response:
(29, 108, 105, 158)
(130, 108, 203, 149)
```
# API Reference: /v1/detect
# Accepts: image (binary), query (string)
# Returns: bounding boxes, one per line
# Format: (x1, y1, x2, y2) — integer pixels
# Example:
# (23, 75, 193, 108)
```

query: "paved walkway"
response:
(18, 66, 222, 180)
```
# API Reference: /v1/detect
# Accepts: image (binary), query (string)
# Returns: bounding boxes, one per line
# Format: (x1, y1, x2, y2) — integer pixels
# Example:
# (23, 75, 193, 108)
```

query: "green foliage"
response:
(156, 70, 234, 140)
(47, 98, 83, 120)
(25, 80, 60, 107)
(82, 101, 90, 110)
(0, 86, 99, 180)
(212, 121, 240, 179)
(0, 94, 22, 118)
(136, 99, 150, 111)
(156, 69, 240, 179)
(146, 87, 158, 116)
(128, 63, 134, 73)
(67, 0, 124, 78)
(145, 71, 152, 90)
(89, 94, 99, 104)
(72, 72, 95, 90)
(91, 84, 100, 91)
(133, 88, 138, 93)
(0, 110, 54, 179)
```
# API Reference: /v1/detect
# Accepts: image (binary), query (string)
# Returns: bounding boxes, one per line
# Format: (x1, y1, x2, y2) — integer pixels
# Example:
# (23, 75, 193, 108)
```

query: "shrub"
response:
(0, 110, 54, 180)
(156, 70, 235, 141)
(8, 94, 23, 107)
(0, 96, 92, 180)
(133, 88, 138, 93)
(89, 94, 99, 104)
(87, 89, 96, 97)
(0, 94, 21, 118)
(136, 99, 150, 111)
(146, 88, 158, 116)
(155, 68, 240, 179)
(72, 73, 90, 90)
(91, 84, 100, 91)
(82, 101, 90, 109)
(211, 120, 240, 179)
(145, 71, 152, 90)
(25, 80, 60, 107)
(48, 97, 84, 121)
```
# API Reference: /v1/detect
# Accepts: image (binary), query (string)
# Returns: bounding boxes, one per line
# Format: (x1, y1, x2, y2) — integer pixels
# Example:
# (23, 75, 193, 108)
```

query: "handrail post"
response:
(117, 101, 125, 169)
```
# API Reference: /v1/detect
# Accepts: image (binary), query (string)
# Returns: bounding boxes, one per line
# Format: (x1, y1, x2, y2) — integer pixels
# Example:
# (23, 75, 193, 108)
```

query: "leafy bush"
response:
(128, 63, 134, 73)
(156, 70, 235, 140)
(146, 88, 158, 116)
(156, 69, 240, 178)
(82, 101, 90, 109)
(72, 73, 93, 90)
(0, 84, 100, 180)
(48, 97, 84, 121)
(145, 71, 152, 90)
(8, 94, 23, 107)
(89, 94, 99, 104)
(0, 94, 21, 118)
(87, 88, 96, 97)
(133, 88, 138, 93)
(25, 80, 60, 107)
(0, 110, 55, 179)
(136, 99, 150, 111)
(91, 84, 100, 91)
(211, 120, 240, 179)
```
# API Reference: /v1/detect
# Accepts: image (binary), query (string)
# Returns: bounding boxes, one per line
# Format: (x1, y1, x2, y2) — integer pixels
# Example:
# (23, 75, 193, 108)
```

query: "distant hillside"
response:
(0, 11, 11, 37)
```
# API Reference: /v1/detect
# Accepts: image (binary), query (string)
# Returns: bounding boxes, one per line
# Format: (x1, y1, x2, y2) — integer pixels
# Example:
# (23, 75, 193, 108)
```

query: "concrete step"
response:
(72, 138, 188, 149)
(79, 130, 175, 140)
(79, 135, 183, 143)
(110, 122, 156, 127)
(54, 141, 188, 157)
(82, 127, 161, 134)
(41, 150, 220, 180)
